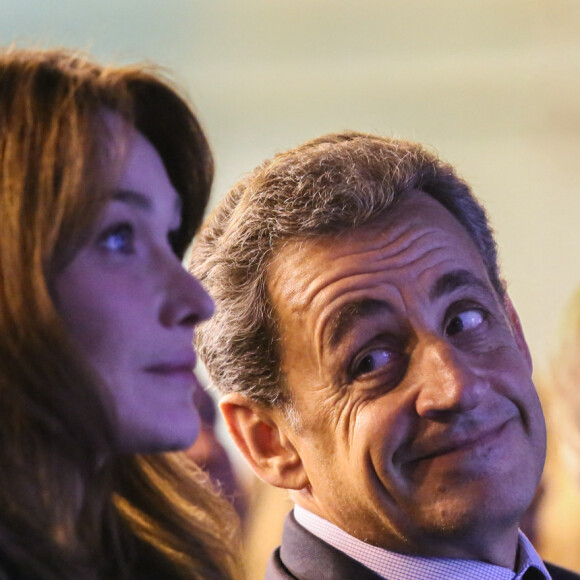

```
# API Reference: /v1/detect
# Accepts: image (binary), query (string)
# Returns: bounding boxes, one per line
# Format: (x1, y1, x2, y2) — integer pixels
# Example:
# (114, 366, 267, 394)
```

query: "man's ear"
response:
(219, 393, 308, 490)
(504, 293, 533, 372)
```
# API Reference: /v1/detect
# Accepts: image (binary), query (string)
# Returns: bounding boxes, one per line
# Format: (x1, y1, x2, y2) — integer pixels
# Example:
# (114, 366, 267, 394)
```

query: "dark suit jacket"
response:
(265, 512, 580, 580)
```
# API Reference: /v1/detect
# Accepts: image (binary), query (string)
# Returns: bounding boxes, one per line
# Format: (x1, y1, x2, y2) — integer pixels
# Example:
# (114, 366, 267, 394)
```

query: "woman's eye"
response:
(353, 348, 393, 378)
(98, 223, 135, 254)
(446, 309, 484, 336)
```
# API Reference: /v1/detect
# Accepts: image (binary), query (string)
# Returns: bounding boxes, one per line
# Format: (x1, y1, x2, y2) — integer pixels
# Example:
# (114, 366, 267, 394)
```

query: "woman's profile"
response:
(0, 47, 241, 579)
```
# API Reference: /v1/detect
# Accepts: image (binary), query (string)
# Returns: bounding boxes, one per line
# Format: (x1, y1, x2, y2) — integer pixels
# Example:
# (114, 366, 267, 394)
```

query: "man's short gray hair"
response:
(190, 131, 503, 409)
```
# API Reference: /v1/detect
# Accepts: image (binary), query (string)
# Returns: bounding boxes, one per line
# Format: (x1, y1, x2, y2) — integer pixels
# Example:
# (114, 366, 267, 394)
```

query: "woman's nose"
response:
(160, 262, 215, 328)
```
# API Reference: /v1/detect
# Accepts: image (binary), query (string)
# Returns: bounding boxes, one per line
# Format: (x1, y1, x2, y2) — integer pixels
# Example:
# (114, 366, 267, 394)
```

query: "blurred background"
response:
(3, 0, 580, 575)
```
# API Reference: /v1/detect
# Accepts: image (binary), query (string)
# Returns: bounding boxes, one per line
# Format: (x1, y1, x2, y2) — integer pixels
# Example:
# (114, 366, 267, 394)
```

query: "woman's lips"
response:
(145, 359, 198, 387)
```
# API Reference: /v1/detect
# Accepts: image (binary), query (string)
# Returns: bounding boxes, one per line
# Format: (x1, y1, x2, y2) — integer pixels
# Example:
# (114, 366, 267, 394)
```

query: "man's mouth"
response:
(406, 416, 516, 464)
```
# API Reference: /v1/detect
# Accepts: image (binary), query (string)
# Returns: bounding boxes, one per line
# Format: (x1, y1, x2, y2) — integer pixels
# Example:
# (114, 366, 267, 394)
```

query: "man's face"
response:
(267, 190, 546, 559)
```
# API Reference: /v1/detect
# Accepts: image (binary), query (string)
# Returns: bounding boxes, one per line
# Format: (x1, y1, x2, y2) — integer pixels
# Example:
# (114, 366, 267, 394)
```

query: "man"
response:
(190, 132, 578, 579)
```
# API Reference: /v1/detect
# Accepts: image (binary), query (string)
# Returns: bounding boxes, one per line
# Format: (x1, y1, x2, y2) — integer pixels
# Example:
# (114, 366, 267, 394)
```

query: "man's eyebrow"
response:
(429, 269, 489, 301)
(326, 298, 393, 349)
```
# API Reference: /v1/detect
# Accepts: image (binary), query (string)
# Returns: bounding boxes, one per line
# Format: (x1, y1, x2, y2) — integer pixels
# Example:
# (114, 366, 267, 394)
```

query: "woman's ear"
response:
(219, 393, 308, 490)
(504, 293, 533, 372)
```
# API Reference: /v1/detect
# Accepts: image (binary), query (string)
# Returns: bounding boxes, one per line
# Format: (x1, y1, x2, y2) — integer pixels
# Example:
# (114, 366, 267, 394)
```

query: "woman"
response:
(0, 48, 241, 579)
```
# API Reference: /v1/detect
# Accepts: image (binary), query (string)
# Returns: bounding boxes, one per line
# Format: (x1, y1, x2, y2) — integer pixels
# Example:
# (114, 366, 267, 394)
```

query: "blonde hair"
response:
(0, 47, 241, 580)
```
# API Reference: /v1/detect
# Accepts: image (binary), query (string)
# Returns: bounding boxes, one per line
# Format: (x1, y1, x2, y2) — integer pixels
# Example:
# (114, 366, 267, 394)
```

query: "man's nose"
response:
(414, 338, 487, 418)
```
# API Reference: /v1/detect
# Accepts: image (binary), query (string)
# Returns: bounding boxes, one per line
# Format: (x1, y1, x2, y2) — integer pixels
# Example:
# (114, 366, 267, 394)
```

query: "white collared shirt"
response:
(294, 505, 550, 580)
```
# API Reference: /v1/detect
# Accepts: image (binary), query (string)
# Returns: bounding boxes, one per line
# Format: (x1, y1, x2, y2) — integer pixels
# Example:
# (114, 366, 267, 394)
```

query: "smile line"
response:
(410, 418, 514, 462)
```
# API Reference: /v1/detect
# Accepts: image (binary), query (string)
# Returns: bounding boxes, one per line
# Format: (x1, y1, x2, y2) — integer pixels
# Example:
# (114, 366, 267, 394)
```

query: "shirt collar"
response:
(294, 505, 550, 580)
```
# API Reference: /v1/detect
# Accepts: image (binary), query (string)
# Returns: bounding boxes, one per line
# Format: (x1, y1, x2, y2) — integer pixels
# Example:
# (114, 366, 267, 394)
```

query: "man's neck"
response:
(293, 505, 549, 580)
(291, 496, 520, 569)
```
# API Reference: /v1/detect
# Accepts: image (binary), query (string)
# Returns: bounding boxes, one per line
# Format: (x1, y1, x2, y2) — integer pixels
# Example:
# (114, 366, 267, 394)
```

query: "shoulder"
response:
(265, 511, 383, 580)
(545, 562, 580, 580)
(265, 546, 296, 580)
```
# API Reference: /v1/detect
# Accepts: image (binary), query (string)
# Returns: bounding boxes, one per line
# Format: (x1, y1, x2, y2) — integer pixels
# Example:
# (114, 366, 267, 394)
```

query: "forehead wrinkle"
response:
(272, 219, 439, 311)
(298, 230, 440, 312)
(374, 225, 444, 263)
(305, 234, 460, 322)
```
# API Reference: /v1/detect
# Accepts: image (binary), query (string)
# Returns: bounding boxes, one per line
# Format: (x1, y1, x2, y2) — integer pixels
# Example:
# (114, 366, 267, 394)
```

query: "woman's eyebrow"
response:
(113, 189, 153, 211)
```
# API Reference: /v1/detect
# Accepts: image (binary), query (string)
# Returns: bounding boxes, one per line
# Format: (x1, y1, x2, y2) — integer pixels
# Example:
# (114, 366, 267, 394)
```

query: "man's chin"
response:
(405, 492, 528, 548)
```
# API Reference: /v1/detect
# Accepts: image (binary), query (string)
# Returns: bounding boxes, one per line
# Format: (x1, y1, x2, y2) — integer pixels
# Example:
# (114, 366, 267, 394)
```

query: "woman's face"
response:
(54, 120, 214, 453)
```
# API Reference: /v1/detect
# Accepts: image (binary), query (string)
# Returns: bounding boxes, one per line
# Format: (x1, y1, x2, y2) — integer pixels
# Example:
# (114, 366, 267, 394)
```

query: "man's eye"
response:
(98, 223, 135, 254)
(446, 309, 484, 336)
(352, 348, 393, 378)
